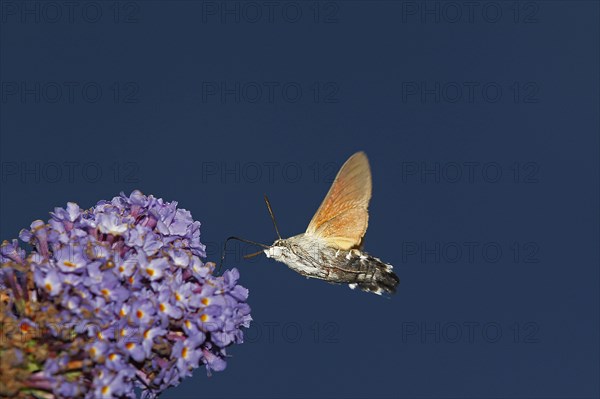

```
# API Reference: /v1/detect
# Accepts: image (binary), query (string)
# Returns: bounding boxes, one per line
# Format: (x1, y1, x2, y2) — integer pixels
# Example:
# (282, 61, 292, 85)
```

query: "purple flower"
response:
(54, 244, 88, 272)
(105, 352, 125, 371)
(121, 336, 146, 363)
(61, 294, 81, 312)
(172, 280, 195, 308)
(196, 305, 224, 332)
(190, 257, 212, 280)
(88, 340, 109, 362)
(141, 258, 169, 281)
(168, 248, 191, 267)
(202, 347, 227, 374)
(3, 190, 251, 398)
(19, 228, 33, 243)
(35, 268, 63, 296)
(92, 369, 135, 398)
(181, 318, 206, 342)
(98, 213, 128, 236)
(129, 299, 156, 327)
(90, 272, 130, 303)
(173, 337, 204, 378)
(114, 254, 137, 279)
(31, 219, 50, 257)
(156, 288, 183, 320)
(51, 202, 81, 223)
(1, 239, 25, 263)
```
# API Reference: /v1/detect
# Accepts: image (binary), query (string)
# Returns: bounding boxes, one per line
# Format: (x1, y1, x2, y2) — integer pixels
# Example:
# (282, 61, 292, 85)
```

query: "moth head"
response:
(264, 239, 288, 260)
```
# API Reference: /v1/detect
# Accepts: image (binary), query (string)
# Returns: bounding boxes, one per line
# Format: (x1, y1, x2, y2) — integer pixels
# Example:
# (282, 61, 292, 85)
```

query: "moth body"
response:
(259, 151, 399, 296)
(265, 234, 399, 295)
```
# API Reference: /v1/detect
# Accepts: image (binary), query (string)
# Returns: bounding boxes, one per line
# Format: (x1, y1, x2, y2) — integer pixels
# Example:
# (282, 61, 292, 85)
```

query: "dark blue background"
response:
(1, 1, 598, 398)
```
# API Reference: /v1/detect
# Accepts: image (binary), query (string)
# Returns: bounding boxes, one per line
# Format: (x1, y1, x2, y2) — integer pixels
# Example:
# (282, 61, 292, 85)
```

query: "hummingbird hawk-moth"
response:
(224, 152, 399, 295)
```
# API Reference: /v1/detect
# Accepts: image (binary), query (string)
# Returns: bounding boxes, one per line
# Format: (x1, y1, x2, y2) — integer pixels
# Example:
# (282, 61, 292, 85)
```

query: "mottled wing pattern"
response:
(305, 151, 372, 250)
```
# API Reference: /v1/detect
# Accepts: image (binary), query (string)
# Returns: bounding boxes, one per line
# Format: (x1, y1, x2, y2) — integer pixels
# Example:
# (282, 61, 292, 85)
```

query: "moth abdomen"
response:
(352, 260, 399, 295)
(326, 249, 399, 295)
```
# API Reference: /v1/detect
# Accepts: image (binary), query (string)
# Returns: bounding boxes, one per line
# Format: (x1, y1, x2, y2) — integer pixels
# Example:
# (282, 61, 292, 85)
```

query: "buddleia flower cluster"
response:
(0, 191, 251, 398)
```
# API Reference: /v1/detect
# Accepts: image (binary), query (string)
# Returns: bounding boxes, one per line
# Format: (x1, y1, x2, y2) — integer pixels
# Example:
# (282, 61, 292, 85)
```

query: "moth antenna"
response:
(219, 236, 270, 273)
(264, 194, 282, 240)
